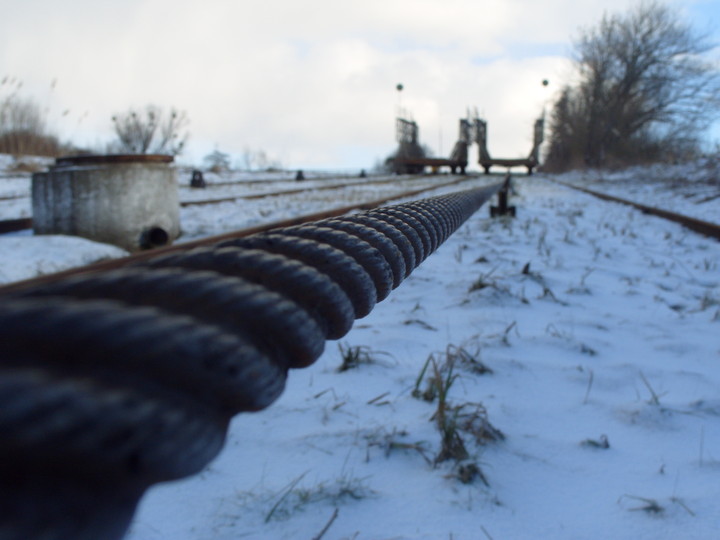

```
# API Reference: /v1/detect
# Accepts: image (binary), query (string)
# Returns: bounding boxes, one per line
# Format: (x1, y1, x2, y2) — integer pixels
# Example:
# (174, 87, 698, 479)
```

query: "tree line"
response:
(544, 1, 720, 171)
(0, 77, 71, 157)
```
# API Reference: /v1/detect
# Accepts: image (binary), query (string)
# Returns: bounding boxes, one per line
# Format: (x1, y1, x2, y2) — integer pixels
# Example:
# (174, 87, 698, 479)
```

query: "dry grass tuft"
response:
(412, 345, 503, 485)
(336, 343, 391, 372)
(580, 434, 610, 449)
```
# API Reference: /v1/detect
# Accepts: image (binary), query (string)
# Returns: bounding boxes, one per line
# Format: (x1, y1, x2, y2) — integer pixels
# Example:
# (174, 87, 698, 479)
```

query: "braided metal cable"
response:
(0, 183, 500, 540)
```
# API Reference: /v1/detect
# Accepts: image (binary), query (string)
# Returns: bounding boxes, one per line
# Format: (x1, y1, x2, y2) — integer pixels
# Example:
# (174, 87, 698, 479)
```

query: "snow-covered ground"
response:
(1, 157, 719, 539)
(556, 158, 720, 223)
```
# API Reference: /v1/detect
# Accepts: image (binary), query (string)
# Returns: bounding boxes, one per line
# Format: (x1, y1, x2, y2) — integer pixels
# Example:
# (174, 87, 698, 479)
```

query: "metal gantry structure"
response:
(390, 117, 471, 175)
(390, 112, 545, 176)
(475, 116, 545, 175)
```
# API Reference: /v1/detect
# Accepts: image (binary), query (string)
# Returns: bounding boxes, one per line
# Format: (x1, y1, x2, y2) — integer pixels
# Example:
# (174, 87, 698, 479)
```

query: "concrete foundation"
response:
(32, 154, 180, 252)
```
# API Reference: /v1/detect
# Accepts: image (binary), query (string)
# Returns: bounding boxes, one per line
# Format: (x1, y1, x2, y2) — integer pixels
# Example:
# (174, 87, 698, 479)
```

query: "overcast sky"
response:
(1, 0, 719, 170)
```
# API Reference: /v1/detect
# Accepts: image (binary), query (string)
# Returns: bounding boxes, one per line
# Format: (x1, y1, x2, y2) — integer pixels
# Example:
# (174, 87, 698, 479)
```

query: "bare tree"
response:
(111, 105, 189, 155)
(241, 146, 283, 171)
(545, 1, 720, 170)
(0, 87, 65, 157)
(203, 149, 231, 172)
(545, 86, 586, 170)
(242, 146, 254, 170)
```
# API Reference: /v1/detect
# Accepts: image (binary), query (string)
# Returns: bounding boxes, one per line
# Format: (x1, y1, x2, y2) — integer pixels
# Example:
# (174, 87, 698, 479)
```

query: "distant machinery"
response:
(387, 106, 545, 176)
(391, 118, 425, 174)
(449, 118, 472, 171)
(475, 116, 544, 175)
(389, 117, 470, 175)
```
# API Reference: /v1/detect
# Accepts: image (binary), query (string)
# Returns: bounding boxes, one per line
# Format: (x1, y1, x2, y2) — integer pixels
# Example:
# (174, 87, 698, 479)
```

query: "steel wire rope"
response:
(0, 183, 503, 540)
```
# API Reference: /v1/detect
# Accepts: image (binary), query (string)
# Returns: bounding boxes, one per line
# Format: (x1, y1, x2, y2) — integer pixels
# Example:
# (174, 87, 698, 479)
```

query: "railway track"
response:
(0, 172, 418, 204)
(550, 178, 720, 241)
(0, 181, 503, 540)
(0, 173, 390, 205)
(179, 173, 427, 207)
(186, 171, 380, 187)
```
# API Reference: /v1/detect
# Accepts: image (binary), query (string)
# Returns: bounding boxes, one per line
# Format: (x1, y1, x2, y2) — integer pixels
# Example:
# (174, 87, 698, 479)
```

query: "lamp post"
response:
(396, 83, 403, 117)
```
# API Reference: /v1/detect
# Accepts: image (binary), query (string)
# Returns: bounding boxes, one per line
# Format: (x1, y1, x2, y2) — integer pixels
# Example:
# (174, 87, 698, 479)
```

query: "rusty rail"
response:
(0, 217, 32, 234)
(551, 178, 720, 241)
(182, 171, 405, 188)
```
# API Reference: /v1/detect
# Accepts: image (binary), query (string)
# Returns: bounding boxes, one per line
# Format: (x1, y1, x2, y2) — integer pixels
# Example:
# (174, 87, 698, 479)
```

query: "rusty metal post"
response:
(190, 169, 206, 188)
(490, 174, 516, 217)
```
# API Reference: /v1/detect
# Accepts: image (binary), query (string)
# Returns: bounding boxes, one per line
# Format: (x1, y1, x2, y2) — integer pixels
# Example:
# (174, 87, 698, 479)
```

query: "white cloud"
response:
(0, 0, 715, 168)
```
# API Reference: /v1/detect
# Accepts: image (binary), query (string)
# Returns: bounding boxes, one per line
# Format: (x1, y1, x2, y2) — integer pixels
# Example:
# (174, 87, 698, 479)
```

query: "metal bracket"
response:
(490, 174, 516, 217)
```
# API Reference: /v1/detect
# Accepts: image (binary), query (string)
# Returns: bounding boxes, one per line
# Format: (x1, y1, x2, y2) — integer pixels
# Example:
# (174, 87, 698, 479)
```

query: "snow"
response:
(1, 157, 719, 539)
(177, 175, 474, 241)
(0, 234, 127, 285)
(556, 158, 720, 223)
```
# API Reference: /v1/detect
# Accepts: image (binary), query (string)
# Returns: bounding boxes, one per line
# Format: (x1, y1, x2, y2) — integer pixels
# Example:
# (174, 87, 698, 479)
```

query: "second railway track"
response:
(549, 177, 720, 241)
(178, 173, 429, 206)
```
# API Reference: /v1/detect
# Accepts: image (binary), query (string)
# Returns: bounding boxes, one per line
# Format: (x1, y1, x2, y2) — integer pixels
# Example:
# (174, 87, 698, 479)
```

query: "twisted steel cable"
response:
(0, 183, 501, 540)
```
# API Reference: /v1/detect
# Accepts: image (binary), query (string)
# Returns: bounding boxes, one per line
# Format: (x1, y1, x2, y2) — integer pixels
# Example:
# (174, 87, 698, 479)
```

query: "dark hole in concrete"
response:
(140, 227, 170, 249)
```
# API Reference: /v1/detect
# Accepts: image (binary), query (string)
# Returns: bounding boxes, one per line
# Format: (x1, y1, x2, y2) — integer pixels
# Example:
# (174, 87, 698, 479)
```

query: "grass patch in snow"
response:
(249, 471, 376, 524)
(364, 427, 433, 465)
(335, 343, 392, 372)
(412, 345, 504, 485)
(580, 434, 610, 449)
